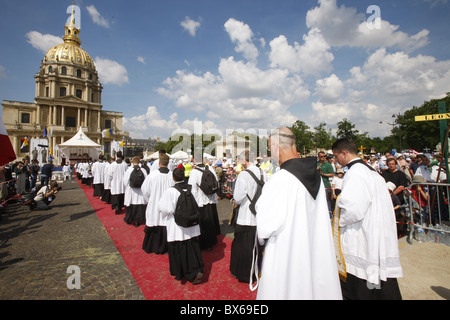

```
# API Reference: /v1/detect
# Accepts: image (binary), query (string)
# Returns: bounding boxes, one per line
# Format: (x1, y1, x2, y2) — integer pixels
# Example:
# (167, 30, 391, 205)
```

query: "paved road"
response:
(0, 179, 237, 300)
(0, 179, 144, 300)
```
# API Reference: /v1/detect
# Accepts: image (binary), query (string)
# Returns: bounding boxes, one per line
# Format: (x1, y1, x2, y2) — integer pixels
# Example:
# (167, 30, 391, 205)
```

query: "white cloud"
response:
(224, 18, 259, 61)
(25, 31, 62, 53)
(269, 28, 334, 76)
(315, 74, 344, 102)
(180, 16, 201, 37)
(0, 65, 7, 79)
(306, 0, 429, 52)
(348, 48, 450, 105)
(156, 56, 309, 132)
(123, 106, 219, 140)
(309, 48, 450, 137)
(94, 57, 129, 86)
(137, 56, 147, 64)
(86, 5, 110, 28)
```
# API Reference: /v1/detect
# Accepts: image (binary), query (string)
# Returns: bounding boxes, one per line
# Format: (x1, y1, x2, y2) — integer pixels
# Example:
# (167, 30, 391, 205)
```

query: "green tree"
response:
(289, 120, 314, 154)
(313, 122, 333, 150)
(336, 118, 359, 141)
(396, 93, 450, 152)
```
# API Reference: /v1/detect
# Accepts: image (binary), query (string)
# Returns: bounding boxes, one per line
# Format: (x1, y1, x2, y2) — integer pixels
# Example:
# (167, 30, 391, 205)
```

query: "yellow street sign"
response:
(415, 113, 450, 122)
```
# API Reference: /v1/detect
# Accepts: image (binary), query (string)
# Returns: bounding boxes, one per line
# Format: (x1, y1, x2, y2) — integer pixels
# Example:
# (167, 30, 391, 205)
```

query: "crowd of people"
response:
(0, 157, 64, 211)
(2, 128, 448, 300)
(77, 129, 446, 300)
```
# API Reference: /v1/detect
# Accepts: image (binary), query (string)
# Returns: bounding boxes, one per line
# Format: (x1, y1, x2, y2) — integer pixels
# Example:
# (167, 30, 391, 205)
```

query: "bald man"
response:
(254, 127, 342, 300)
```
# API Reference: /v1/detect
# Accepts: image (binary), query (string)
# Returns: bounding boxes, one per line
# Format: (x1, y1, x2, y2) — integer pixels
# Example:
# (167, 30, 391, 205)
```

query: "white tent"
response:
(170, 150, 189, 160)
(203, 153, 214, 159)
(144, 151, 171, 161)
(58, 127, 102, 162)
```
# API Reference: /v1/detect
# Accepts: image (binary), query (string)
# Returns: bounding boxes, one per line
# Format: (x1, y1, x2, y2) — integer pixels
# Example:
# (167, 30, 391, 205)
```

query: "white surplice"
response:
(108, 160, 128, 195)
(91, 161, 105, 185)
(123, 165, 148, 206)
(188, 165, 218, 207)
(255, 169, 342, 300)
(233, 165, 267, 227)
(103, 162, 111, 190)
(336, 159, 403, 285)
(141, 169, 174, 227)
(158, 185, 201, 242)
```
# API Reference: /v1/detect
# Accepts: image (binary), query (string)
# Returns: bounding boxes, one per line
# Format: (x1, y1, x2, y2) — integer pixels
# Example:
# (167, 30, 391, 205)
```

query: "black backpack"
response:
(246, 168, 265, 215)
(129, 165, 145, 188)
(173, 183, 200, 228)
(196, 165, 219, 195)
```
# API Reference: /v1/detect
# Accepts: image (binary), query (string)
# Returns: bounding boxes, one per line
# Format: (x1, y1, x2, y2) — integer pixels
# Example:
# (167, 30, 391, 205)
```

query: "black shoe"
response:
(191, 272, 203, 285)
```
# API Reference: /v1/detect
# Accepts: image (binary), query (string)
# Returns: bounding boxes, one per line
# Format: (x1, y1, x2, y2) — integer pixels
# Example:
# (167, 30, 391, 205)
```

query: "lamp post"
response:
(380, 113, 402, 152)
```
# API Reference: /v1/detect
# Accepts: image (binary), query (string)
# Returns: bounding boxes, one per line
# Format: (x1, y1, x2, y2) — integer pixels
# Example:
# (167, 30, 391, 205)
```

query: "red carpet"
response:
(78, 180, 257, 300)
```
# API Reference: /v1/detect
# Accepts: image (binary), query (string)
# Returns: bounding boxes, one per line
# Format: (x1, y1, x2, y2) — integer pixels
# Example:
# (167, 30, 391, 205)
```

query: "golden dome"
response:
(44, 6, 96, 72)
(45, 42, 96, 71)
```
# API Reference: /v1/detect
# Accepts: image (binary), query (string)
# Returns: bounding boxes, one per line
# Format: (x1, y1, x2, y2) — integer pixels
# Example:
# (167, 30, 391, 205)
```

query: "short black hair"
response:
(173, 168, 184, 182)
(331, 138, 358, 154)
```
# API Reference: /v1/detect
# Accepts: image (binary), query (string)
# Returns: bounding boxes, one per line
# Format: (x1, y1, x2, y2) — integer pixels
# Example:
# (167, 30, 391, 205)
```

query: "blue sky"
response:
(1, 0, 449, 140)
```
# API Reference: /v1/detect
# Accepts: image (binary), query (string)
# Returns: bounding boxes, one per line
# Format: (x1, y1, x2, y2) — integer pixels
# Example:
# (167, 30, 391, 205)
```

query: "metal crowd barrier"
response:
(403, 182, 450, 245)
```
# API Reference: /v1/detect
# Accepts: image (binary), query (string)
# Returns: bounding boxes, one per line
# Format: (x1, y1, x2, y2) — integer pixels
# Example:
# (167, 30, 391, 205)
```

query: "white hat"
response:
(386, 181, 396, 192)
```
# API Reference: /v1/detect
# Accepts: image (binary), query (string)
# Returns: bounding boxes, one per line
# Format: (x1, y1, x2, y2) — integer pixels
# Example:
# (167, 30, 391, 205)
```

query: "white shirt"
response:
(415, 164, 433, 182)
(331, 176, 344, 190)
(123, 165, 148, 206)
(91, 161, 106, 184)
(337, 159, 403, 285)
(188, 165, 218, 207)
(233, 165, 267, 227)
(103, 162, 112, 190)
(158, 184, 201, 242)
(255, 169, 342, 300)
(108, 160, 128, 195)
(141, 168, 174, 227)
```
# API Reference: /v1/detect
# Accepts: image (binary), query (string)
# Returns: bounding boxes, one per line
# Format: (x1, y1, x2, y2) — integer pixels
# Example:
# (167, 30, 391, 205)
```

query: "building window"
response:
(61, 66, 67, 75)
(60, 87, 66, 97)
(48, 66, 53, 73)
(76, 89, 82, 99)
(21, 113, 30, 124)
(105, 119, 112, 129)
(66, 116, 76, 128)
(77, 69, 81, 78)
(89, 73, 93, 80)
(46, 87, 49, 97)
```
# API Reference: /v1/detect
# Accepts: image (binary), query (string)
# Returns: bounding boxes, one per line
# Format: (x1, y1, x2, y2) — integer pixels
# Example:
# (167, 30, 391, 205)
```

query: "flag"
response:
(410, 149, 419, 156)
(0, 115, 16, 165)
(108, 129, 113, 137)
(48, 126, 53, 138)
(43, 126, 48, 137)
(21, 136, 29, 150)
(120, 140, 124, 147)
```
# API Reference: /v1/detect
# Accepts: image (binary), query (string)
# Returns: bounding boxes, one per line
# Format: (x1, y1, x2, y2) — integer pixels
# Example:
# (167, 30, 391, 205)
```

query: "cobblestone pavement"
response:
(0, 179, 145, 300)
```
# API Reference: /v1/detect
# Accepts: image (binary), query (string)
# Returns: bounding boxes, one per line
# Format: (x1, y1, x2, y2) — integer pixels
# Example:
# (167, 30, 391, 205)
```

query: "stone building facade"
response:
(1, 7, 125, 164)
